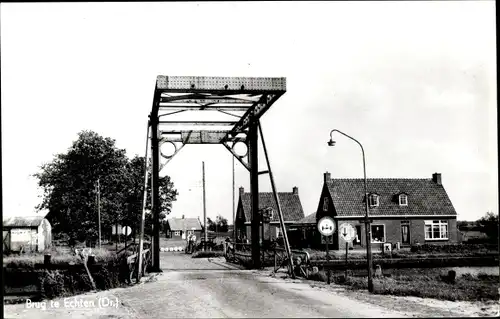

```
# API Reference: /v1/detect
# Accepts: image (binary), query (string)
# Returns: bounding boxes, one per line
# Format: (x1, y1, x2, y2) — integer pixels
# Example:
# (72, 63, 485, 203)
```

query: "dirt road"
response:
(4, 252, 497, 318)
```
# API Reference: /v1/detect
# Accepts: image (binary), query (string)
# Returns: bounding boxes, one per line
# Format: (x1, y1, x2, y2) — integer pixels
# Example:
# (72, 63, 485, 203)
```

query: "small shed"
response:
(3, 216, 52, 253)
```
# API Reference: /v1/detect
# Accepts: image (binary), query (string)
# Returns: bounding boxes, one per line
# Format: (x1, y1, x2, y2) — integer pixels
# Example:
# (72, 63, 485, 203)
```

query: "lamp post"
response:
(328, 129, 373, 293)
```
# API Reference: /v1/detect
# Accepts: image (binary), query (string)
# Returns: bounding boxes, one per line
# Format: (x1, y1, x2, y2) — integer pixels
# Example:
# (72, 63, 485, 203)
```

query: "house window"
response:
(187, 230, 194, 235)
(371, 224, 385, 243)
(174, 231, 180, 236)
(399, 194, 408, 206)
(425, 220, 448, 240)
(368, 194, 379, 207)
(323, 197, 328, 211)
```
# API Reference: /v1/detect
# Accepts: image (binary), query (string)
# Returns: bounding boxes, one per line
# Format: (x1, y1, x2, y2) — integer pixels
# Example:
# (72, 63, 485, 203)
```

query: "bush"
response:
(41, 270, 67, 299)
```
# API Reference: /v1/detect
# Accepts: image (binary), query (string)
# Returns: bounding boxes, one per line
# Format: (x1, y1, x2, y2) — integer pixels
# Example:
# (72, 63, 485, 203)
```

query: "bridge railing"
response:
(224, 241, 311, 278)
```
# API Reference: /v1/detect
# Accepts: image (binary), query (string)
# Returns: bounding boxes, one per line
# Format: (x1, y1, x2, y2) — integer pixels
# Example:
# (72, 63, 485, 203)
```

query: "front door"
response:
(401, 225, 410, 245)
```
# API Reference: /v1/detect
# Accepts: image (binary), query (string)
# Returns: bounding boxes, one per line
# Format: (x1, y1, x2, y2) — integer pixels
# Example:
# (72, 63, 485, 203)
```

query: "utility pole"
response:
(96, 178, 101, 249)
(203, 161, 207, 251)
(232, 156, 235, 242)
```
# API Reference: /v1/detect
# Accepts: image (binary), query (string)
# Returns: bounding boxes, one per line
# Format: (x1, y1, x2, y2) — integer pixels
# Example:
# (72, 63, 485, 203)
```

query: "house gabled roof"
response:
(240, 191, 305, 223)
(3, 216, 46, 228)
(325, 178, 457, 217)
(296, 212, 317, 224)
(166, 217, 202, 231)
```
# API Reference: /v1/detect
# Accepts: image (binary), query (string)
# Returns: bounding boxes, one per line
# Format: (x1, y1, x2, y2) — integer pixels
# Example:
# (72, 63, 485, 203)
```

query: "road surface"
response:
(3, 252, 411, 318)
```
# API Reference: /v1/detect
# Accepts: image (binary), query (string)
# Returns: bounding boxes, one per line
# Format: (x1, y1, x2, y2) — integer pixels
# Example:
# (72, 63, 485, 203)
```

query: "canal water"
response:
(337, 266, 499, 277)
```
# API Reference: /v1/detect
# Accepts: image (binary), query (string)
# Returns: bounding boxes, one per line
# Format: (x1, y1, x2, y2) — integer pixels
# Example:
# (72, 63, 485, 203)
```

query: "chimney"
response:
(239, 186, 244, 197)
(324, 171, 331, 183)
(432, 173, 442, 185)
(292, 186, 298, 195)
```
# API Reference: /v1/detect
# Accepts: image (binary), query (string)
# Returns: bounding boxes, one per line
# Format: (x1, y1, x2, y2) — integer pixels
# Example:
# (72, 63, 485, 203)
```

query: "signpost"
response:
(317, 217, 335, 284)
(339, 223, 356, 279)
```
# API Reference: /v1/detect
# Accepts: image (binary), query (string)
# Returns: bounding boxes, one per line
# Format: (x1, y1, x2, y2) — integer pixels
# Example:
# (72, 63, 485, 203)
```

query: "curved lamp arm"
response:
(328, 129, 367, 189)
(329, 129, 366, 172)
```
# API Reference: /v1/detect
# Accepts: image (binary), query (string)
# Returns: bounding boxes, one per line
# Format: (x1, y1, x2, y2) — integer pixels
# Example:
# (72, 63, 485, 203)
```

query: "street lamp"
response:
(328, 129, 374, 293)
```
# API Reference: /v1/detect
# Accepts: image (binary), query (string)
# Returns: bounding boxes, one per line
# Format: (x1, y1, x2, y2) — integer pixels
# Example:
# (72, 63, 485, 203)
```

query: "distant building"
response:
(3, 216, 52, 253)
(165, 216, 203, 240)
(235, 186, 305, 245)
(309, 172, 458, 250)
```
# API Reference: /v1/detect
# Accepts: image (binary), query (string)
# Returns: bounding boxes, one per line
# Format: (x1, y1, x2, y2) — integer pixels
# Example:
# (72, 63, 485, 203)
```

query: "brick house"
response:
(165, 216, 203, 240)
(235, 186, 305, 245)
(313, 172, 458, 250)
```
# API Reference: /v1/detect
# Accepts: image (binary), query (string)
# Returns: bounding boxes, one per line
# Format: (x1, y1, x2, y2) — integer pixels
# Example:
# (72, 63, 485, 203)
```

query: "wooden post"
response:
(345, 242, 348, 279)
(125, 228, 128, 252)
(44, 254, 51, 267)
(326, 236, 330, 285)
(274, 247, 277, 271)
(115, 222, 118, 252)
(203, 161, 207, 252)
(96, 179, 101, 249)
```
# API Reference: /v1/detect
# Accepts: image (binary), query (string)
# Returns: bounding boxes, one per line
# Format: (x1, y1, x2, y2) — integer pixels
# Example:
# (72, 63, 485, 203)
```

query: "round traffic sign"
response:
(122, 226, 132, 236)
(317, 216, 335, 236)
(339, 223, 356, 242)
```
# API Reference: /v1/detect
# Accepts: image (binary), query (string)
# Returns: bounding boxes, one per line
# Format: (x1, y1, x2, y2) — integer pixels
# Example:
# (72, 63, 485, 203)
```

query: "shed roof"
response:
(166, 218, 202, 231)
(326, 178, 457, 217)
(240, 192, 305, 223)
(3, 216, 46, 228)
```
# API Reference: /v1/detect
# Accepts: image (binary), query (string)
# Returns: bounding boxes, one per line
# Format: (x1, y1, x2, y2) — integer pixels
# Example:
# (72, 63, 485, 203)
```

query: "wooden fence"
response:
(224, 242, 311, 278)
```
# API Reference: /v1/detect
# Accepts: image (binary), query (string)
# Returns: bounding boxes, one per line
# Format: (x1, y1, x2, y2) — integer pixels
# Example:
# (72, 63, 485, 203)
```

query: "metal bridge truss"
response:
(141, 76, 295, 275)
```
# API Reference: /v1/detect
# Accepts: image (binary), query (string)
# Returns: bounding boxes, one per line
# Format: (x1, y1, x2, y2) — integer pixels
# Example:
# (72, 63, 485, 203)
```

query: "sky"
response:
(1, 1, 497, 225)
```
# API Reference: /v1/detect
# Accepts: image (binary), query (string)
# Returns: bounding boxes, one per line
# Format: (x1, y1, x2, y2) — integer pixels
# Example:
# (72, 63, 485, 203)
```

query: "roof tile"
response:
(166, 218, 202, 231)
(326, 178, 457, 217)
(241, 192, 305, 222)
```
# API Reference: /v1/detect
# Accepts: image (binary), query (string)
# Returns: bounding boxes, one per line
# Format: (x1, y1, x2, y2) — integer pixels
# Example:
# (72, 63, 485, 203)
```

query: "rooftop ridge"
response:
(329, 178, 433, 181)
(242, 191, 297, 194)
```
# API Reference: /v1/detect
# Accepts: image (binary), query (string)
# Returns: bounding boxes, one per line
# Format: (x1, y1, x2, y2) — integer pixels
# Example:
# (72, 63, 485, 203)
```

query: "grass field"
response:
(3, 246, 119, 268)
(303, 245, 499, 261)
(308, 267, 500, 301)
